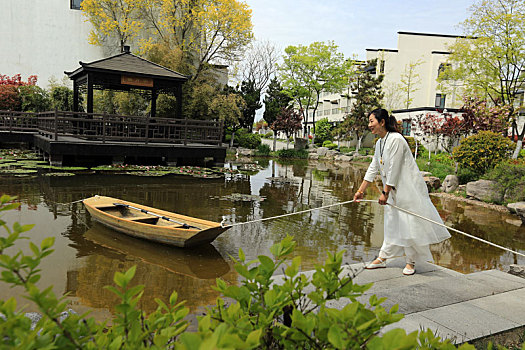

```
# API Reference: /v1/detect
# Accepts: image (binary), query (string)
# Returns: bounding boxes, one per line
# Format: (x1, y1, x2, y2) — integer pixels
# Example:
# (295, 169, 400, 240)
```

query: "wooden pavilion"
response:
(65, 46, 189, 118)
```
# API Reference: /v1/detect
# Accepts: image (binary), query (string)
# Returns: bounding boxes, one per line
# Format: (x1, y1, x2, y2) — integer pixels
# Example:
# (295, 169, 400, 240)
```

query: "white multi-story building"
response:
(1, 0, 104, 88)
(312, 31, 466, 146)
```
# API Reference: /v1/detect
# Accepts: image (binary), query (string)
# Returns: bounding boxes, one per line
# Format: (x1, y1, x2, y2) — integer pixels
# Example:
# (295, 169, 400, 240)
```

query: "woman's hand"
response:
(353, 190, 364, 202)
(378, 191, 389, 205)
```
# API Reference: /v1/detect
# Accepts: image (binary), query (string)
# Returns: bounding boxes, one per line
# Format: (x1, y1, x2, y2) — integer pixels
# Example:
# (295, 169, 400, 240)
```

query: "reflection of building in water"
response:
(66, 253, 238, 313)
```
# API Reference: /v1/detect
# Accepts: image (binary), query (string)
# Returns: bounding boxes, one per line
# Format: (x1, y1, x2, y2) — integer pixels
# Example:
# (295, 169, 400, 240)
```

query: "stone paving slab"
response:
(272, 260, 525, 343)
(380, 313, 462, 341)
(466, 288, 525, 324)
(417, 302, 520, 343)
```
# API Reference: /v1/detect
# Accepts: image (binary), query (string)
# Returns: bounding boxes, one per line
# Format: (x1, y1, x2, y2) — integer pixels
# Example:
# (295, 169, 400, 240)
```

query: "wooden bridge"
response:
(0, 110, 226, 166)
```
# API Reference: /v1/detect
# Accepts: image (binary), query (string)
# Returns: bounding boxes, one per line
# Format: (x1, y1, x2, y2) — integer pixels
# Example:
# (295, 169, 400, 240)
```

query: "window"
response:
(70, 0, 83, 9)
(379, 60, 385, 74)
(401, 119, 411, 136)
(435, 93, 446, 108)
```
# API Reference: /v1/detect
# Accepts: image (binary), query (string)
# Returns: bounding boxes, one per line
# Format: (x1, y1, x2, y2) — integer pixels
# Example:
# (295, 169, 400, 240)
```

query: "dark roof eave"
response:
(65, 66, 189, 82)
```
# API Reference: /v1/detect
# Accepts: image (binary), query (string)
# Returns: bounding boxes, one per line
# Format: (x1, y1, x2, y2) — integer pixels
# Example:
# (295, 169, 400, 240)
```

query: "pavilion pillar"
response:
(86, 73, 94, 114)
(151, 88, 157, 119)
(73, 80, 79, 112)
(176, 84, 183, 118)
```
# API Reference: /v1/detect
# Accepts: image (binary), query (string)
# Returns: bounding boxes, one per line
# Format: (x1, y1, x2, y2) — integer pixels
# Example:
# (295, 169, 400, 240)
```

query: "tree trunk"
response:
(512, 122, 525, 159)
(356, 135, 363, 154)
(230, 131, 235, 148)
(273, 133, 277, 152)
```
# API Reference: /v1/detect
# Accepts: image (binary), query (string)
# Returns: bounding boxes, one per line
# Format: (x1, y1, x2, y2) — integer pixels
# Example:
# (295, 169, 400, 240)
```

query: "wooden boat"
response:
(83, 195, 230, 247)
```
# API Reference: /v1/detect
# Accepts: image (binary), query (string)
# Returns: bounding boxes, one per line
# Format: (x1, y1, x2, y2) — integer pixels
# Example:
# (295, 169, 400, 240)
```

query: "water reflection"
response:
(1, 158, 524, 319)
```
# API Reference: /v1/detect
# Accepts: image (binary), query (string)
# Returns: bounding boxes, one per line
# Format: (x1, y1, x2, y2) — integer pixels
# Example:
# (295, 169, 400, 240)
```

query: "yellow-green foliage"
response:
(453, 131, 514, 175)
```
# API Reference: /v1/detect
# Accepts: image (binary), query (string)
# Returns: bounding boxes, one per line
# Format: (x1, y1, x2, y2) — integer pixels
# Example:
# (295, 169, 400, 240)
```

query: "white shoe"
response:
(366, 257, 386, 269)
(403, 265, 415, 275)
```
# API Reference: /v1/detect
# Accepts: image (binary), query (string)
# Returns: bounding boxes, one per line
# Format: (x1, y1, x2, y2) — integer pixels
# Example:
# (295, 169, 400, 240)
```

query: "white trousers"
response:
(378, 241, 433, 265)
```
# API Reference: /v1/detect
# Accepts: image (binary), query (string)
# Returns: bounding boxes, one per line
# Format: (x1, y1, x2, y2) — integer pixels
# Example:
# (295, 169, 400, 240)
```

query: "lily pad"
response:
(212, 193, 266, 202)
(0, 169, 38, 175)
(126, 171, 170, 177)
(44, 172, 76, 177)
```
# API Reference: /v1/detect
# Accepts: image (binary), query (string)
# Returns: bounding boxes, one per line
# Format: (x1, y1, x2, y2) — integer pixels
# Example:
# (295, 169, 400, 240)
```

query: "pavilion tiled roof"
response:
(66, 51, 189, 81)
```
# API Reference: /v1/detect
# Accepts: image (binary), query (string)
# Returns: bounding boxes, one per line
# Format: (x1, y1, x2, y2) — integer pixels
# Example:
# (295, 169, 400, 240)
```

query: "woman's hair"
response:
(369, 108, 399, 133)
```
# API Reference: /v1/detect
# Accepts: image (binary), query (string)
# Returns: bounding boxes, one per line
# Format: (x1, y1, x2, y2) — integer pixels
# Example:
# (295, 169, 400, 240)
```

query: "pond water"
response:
(1, 157, 524, 320)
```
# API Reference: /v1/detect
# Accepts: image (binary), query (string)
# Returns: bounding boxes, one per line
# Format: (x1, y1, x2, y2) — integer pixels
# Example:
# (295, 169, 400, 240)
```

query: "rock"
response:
(458, 184, 466, 192)
(507, 202, 525, 225)
(420, 171, 432, 177)
(334, 155, 353, 162)
(466, 179, 504, 203)
(317, 147, 329, 156)
(237, 148, 253, 156)
(308, 153, 320, 160)
(294, 137, 308, 150)
(441, 175, 459, 193)
(423, 176, 441, 191)
(325, 150, 338, 159)
(508, 264, 525, 279)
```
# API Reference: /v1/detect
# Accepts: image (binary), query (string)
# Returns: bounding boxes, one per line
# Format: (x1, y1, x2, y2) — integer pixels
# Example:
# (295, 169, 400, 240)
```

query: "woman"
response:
(353, 108, 450, 275)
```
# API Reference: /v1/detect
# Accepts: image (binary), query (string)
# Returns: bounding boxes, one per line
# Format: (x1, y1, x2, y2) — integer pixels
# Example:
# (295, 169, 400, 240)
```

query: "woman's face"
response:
(368, 114, 384, 135)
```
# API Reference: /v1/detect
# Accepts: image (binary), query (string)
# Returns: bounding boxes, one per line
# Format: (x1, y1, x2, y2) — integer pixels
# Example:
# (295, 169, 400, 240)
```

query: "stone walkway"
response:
(276, 258, 525, 344)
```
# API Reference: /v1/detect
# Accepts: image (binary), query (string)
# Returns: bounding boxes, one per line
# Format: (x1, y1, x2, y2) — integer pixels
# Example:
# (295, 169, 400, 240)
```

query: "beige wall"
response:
(367, 32, 463, 111)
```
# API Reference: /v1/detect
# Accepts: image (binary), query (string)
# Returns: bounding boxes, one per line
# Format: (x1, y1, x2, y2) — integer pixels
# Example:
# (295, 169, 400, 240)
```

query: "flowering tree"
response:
(0, 74, 38, 111)
(271, 107, 303, 149)
(412, 95, 511, 157)
(81, 0, 147, 53)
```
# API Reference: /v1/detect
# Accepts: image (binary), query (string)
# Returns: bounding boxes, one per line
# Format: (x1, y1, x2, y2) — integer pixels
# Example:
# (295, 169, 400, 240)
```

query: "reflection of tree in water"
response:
(255, 162, 377, 267)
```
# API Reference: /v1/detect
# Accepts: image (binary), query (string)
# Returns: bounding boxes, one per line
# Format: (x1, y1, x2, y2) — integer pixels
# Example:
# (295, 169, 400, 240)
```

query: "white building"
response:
(312, 31, 467, 148)
(1, 0, 105, 88)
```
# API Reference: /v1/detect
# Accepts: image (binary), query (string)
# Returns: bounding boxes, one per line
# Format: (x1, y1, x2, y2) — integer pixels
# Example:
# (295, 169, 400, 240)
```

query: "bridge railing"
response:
(0, 110, 223, 146)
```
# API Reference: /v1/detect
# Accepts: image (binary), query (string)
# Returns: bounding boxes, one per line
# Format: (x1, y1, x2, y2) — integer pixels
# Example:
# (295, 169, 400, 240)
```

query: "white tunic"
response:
(363, 132, 451, 248)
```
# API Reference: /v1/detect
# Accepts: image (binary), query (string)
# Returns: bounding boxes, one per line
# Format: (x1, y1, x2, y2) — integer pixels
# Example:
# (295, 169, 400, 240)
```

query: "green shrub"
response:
(276, 149, 308, 159)
(255, 143, 271, 156)
(453, 131, 515, 176)
(519, 148, 525, 159)
(457, 167, 480, 184)
(19, 85, 51, 112)
(264, 131, 273, 138)
(314, 118, 332, 146)
(484, 159, 525, 202)
(405, 136, 416, 155)
(236, 130, 262, 149)
(322, 140, 338, 150)
(339, 146, 354, 154)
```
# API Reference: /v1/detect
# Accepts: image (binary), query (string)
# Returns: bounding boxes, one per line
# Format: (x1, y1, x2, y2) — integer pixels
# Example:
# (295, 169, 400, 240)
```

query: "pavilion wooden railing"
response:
(0, 110, 223, 146)
(0, 110, 39, 132)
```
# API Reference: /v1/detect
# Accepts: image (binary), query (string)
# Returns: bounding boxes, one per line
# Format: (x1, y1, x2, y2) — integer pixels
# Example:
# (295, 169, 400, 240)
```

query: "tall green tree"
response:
(238, 80, 262, 131)
(445, 0, 525, 157)
(278, 41, 353, 136)
(337, 60, 384, 152)
(263, 78, 292, 151)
